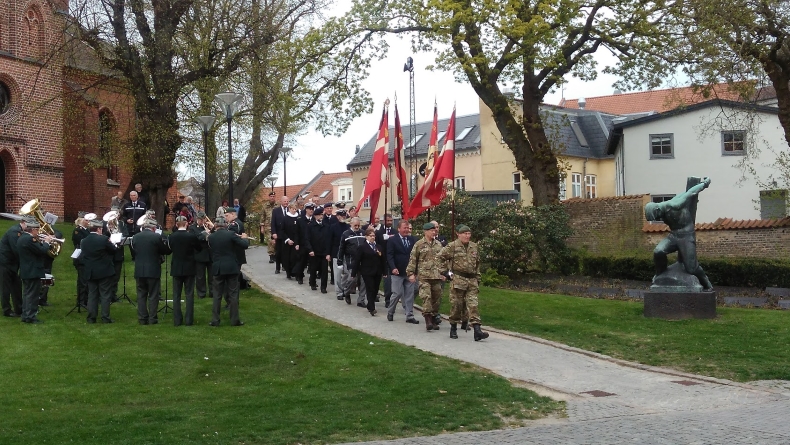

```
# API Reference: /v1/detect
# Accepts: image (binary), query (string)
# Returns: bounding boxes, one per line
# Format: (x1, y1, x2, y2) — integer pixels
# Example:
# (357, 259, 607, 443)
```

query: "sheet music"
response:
(44, 273, 53, 279)
(71, 248, 81, 259)
(110, 233, 123, 244)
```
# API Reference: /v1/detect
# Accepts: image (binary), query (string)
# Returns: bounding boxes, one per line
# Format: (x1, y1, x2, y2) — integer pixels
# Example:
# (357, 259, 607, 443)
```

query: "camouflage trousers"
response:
(418, 279, 443, 317)
(448, 278, 480, 325)
(260, 224, 276, 255)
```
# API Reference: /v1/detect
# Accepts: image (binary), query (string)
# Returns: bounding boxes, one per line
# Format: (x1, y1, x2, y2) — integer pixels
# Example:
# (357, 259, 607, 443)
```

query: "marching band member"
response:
(168, 216, 202, 326)
(205, 216, 249, 326)
(132, 218, 171, 325)
(72, 215, 90, 308)
(305, 209, 330, 293)
(17, 220, 52, 324)
(0, 217, 26, 317)
(189, 212, 213, 300)
(38, 213, 62, 307)
(81, 219, 117, 324)
(102, 207, 127, 302)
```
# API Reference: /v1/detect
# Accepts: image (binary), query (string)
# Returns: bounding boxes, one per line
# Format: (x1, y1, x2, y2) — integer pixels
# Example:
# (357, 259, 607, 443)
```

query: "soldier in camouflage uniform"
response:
(406, 222, 447, 331)
(439, 224, 489, 341)
(260, 191, 278, 263)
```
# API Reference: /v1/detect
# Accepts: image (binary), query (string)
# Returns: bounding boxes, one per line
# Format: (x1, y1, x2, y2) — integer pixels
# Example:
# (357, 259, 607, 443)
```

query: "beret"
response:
(422, 223, 435, 230)
(455, 224, 471, 233)
(224, 206, 236, 213)
(268, 191, 276, 196)
(196, 211, 206, 218)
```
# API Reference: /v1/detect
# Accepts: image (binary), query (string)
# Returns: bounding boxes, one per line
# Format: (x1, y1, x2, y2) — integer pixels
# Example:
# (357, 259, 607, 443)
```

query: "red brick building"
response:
(0, 0, 151, 221)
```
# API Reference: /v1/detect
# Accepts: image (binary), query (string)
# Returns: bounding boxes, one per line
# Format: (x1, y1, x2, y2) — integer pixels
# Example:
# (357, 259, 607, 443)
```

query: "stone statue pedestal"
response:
(644, 291, 717, 319)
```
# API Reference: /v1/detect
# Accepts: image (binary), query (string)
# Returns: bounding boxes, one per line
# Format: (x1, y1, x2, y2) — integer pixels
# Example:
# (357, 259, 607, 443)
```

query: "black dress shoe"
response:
(231, 321, 245, 326)
(321, 289, 327, 294)
(369, 310, 376, 316)
(23, 318, 43, 324)
(139, 320, 149, 325)
(344, 295, 351, 304)
(209, 321, 220, 327)
(3, 311, 18, 317)
(357, 302, 366, 308)
(387, 314, 393, 321)
(286, 275, 292, 280)
(275, 269, 281, 274)
(39, 301, 51, 307)
(406, 317, 420, 324)
(102, 318, 114, 324)
(269, 256, 275, 264)
(337, 295, 344, 300)
(384, 298, 390, 308)
(310, 286, 317, 291)
(149, 319, 158, 325)
(297, 278, 303, 285)
(433, 315, 442, 325)
(86, 318, 97, 324)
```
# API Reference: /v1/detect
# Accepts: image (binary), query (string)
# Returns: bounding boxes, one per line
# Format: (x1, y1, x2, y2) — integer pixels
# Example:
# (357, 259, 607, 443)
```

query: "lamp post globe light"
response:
(281, 146, 293, 195)
(268, 176, 278, 193)
(214, 92, 244, 204)
(195, 115, 216, 212)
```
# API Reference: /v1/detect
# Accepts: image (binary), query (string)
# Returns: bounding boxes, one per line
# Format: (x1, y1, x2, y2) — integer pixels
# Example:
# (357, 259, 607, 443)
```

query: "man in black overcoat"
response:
(132, 218, 171, 325)
(81, 220, 118, 323)
(168, 216, 202, 326)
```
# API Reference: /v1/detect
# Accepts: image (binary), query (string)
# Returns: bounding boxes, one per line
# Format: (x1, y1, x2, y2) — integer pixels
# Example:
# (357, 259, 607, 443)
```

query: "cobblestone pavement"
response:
(242, 247, 790, 444)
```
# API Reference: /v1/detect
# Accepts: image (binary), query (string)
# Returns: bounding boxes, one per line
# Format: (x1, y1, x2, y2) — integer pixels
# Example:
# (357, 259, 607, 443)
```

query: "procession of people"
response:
(0, 188, 488, 341)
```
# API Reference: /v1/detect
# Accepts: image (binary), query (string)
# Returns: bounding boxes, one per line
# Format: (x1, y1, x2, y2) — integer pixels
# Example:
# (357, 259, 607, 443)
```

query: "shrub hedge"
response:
(577, 254, 790, 288)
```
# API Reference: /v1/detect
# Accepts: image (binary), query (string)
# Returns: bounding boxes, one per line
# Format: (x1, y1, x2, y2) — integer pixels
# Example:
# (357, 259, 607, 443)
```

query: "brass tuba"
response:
(19, 198, 62, 258)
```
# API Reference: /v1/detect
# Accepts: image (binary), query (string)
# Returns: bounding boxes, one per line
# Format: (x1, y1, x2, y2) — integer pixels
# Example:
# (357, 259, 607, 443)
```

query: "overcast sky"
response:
(274, 36, 624, 188)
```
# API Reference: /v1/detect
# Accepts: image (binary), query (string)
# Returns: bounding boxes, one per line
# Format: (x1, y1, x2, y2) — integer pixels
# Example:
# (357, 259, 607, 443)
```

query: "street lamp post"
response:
(281, 146, 293, 195)
(195, 115, 216, 213)
(214, 92, 244, 205)
(268, 176, 278, 193)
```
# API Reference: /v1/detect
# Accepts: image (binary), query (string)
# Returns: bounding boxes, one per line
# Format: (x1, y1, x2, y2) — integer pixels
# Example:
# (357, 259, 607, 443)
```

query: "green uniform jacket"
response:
(72, 225, 90, 266)
(17, 232, 50, 280)
(228, 220, 247, 265)
(439, 239, 481, 279)
(132, 229, 172, 278)
(188, 224, 211, 263)
(208, 228, 250, 276)
(167, 229, 201, 277)
(80, 232, 118, 280)
(0, 223, 24, 267)
(405, 237, 445, 280)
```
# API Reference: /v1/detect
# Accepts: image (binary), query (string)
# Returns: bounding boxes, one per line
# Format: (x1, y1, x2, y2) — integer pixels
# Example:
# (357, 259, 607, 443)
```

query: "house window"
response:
(406, 133, 425, 148)
(584, 174, 597, 198)
(338, 186, 352, 202)
(650, 133, 674, 159)
(559, 176, 567, 201)
(513, 172, 521, 192)
(455, 177, 465, 190)
(571, 173, 582, 198)
(99, 110, 119, 182)
(0, 82, 10, 115)
(651, 195, 675, 203)
(457, 126, 475, 141)
(760, 190, 787, 219)
(319, 190, 330, 199)
(361, 179, 370, 208)
(722, 131, 746, 155)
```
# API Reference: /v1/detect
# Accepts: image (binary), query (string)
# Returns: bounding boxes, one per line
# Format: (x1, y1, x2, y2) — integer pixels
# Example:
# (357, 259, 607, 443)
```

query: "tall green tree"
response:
(348, 0, 676, 204)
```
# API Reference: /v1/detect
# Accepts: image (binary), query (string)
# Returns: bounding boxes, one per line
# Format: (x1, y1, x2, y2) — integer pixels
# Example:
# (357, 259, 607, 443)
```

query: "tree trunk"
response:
(765, 64, 790, 151)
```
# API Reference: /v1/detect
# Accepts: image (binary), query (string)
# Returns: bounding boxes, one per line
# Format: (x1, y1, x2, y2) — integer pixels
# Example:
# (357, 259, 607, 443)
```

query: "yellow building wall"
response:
(478, 98, 616, 203)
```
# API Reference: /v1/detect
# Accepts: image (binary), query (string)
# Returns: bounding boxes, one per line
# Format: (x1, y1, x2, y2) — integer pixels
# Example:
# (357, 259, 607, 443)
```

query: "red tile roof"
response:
(260, 184, 307, 205)
(558, 84, 745, 115)
(562, 195, 647, 205)
(298, 171, 351, 206)
(643, 217, 790, 233)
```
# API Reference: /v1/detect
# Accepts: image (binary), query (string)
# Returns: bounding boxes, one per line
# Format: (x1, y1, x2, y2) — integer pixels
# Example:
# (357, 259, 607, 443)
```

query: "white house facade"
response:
(607, 100, 786, 223)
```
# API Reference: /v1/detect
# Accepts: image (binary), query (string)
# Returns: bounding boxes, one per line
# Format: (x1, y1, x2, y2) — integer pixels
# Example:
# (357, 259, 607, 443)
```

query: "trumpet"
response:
(239, 234, 257, 241)
(203, 219, 215, 231)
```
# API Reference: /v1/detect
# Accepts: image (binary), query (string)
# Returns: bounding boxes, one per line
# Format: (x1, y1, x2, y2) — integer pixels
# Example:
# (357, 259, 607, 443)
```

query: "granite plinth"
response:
(644, 291, 717, 319)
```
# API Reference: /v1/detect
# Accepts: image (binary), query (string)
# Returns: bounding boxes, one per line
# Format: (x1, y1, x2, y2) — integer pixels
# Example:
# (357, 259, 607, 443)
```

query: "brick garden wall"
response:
(562, 195, 790, 260)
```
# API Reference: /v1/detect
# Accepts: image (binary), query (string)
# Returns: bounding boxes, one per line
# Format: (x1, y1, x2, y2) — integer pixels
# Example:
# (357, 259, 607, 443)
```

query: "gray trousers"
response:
(111, 261, 123, 300)
(21, 278, 41, 321)
(87, 276, 114, 322)
(341, 257, 366, 304)
(173, 275, 196, 326)
(333, 258, 343, 296)
(388, 275, 417, 319)
(195, 261, 213, 298)
(212, 274, 240, 325)
(136, 277, 161, 323)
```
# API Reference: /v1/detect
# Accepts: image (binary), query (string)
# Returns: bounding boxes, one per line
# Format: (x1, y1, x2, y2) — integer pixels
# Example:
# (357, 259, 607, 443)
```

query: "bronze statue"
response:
(644, 177, 713, 292)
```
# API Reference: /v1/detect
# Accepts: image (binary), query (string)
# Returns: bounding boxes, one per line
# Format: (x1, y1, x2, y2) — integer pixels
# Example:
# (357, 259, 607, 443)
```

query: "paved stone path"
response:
(242, 246, 790, 444)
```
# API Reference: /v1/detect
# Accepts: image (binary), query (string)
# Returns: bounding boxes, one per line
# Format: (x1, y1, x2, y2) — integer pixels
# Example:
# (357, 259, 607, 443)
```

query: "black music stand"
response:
(158, 238, 172, 315)
(114, 237, 134, 305)
(66, 288, 86, 316)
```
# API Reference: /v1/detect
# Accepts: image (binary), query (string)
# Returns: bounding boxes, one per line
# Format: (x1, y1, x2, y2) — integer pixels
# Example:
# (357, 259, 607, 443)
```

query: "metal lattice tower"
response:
(405, 57, 416, 198)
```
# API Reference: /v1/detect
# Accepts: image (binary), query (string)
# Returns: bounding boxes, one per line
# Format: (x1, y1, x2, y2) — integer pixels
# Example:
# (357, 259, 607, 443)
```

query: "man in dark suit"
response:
(72, 216, 90, 308)
(270, 195, 289, 274)
(225, 207, 248, 292)
(124, 191, 147, 260)
(132, 218, 171, 325)
(168, 216, 201, 326)
(386, 220, 419, 324)
(102, 207, 127, 303)
(17, 221, 52, 323)
(205, 217, 249, 326)
(189, 212, 212, 300)
(38, 213, 62, 307)
(376, 214, 395, 307)
(0, 218, 26, 317)
(305, 210, 330, 292)
(329, 210, 349, 300)
(233, 198, 247, 223)
(81, 219, 118, 323)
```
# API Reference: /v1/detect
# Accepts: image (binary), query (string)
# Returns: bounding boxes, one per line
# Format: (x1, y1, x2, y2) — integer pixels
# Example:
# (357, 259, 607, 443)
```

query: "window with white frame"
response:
(650, 133, 674, 158)
(571, 173, 582, 198)
(584, 174, 597, 198)
(455, 176, 466, 190)
(722, 131, 746, 155)
(513, 172, 521, 192)
(338, 186, 352, 202)
(457, 126, 475, 141)
(361, 179, 369, 208)
(651, 194, 675, 203)
(559, 176, 567, 201)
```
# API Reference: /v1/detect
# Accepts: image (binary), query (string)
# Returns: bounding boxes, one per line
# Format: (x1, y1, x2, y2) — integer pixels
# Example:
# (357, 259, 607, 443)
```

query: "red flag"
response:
(406, 108, 456, 218)
(394, 104, 410, 216)
(357, 103, 389, 222)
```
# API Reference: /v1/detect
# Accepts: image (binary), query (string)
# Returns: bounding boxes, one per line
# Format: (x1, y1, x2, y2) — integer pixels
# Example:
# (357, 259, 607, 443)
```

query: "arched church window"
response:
(0, 82, 10, 115)
(99, 109, 119, 182)
(24, 8, 42, 59)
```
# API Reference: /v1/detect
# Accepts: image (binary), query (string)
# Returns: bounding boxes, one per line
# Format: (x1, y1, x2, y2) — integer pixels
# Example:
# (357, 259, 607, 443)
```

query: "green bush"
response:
(576, 253, 790, 288)
(480, 268, 509, 287)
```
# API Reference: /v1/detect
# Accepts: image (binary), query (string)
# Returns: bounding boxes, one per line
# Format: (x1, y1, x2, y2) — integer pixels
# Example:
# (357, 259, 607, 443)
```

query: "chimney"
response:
(577, 97, 586, 109)
(613, 89, 622, 95)
(355, 144, 361, 154)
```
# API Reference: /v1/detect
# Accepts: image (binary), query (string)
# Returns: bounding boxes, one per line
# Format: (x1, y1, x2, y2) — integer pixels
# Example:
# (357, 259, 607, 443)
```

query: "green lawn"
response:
(0, 220, 561, 444)
(438, 286, 790, 382)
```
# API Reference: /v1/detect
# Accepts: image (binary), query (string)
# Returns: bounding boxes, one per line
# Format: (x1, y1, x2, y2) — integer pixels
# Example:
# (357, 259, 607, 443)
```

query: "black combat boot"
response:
(433, 314, 442, 325)
(473, 324, 489, 341)
(423, 313, 435, 331)
(460, 321, 469, 331)
(269, 255, 275, 264)
(450, 323, 458, 339)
